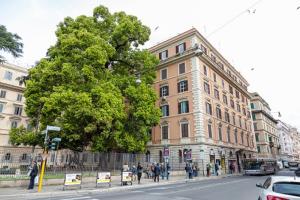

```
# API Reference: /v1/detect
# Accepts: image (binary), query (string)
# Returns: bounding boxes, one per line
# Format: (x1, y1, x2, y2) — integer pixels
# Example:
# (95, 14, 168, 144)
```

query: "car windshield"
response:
(273, 182, 300, 197)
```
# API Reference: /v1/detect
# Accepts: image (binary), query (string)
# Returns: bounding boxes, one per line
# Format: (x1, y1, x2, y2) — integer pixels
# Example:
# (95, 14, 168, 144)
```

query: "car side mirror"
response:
(256, 183, 263, 188)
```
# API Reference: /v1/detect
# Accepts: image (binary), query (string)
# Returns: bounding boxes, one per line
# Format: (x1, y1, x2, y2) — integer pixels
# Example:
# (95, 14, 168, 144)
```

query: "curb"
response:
(0, 174, 242, 199)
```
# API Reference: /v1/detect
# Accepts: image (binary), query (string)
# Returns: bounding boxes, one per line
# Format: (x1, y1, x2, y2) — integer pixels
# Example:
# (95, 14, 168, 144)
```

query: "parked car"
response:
(288, 162, 299, 171)
(256, 173, 300, 200)
(283, 161, 289, 168)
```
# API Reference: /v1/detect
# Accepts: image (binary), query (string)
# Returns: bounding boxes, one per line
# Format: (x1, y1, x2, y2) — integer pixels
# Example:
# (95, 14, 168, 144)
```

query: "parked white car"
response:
(256, 174, 300, 200)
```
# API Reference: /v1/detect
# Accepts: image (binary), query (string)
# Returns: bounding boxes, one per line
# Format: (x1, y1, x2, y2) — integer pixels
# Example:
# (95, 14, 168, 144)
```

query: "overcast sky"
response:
(1, 0, 300, 129)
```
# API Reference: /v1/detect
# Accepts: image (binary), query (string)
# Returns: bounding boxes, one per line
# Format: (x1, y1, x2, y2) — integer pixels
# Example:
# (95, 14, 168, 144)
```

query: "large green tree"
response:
(23, 5, 160, 152)
(0, 25, 23, 62)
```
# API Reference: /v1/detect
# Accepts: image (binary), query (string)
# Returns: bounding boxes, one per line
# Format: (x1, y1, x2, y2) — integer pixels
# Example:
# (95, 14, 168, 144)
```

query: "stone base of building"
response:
(147, 143, 256, 175)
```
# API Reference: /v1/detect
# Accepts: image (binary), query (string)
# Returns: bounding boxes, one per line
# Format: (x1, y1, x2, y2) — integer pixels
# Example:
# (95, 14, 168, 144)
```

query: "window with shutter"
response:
(0, 90, 6, 98)
(203, 65, 207, 76)
(206, 102, 212, 115)
(162, 125, 168, 140)
(161, 105, 169, 117)
(160, 85, 169, 97)
(204, 82, 210, 94)
(179, 63, 185, 74)
(218, 126, 222, 141)
(181, 122, 189, 138)
(227, 127, 231, 143)
(178, 80, 188, 93)
(161, 68, 167, 80)
(160, 50, 168, 60)
(178, 101, 189, 114)
(208, 123, 212, 138)
(176, 42, 186, 54)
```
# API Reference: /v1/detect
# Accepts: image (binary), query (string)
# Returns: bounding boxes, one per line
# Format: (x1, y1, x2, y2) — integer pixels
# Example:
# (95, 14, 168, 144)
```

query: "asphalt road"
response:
(8, 169, 297, 200)
(25, 176, 268, 200)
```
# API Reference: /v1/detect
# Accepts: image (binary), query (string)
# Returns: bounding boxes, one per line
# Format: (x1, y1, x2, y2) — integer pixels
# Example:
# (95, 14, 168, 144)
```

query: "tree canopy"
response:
(23, 5, 160, 152)
(0, 25, 23, 62)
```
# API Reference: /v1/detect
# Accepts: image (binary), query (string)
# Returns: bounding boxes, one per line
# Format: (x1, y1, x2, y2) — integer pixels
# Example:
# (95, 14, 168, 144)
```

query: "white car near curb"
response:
(256, 174, 300, 200)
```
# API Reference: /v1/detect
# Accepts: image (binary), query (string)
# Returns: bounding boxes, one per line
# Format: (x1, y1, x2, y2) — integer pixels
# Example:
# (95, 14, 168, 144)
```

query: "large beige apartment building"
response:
(250, 92, 279, 159)
(148, 28, 257, 174)
(0, 62, 31, 163)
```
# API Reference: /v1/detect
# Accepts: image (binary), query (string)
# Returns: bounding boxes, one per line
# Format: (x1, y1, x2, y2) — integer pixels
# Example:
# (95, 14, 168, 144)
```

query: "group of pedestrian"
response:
(185, 163, 193, 179)
(129, 162, 171, 184)
(185, 163, 199, 179)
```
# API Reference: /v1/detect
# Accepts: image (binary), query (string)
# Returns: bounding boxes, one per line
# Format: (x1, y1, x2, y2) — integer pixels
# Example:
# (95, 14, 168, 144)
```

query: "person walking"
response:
(206, 163, 211, 177)
(131, 165, 137, 181)
(28, 160, 38, 190)
(185, 163, 189, 179)
(215, 163, 219, 176)
(188, 163, 193, 179)
(161, 163, 165, 180)
(137, 162, 143, 184)
(166, 163, 171, 180)
(154, 163, 161, 182)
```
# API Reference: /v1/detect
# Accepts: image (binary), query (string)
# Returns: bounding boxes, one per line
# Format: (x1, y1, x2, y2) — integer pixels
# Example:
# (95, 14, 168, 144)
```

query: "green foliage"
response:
(24, 5, 160, 152)
(9, 126, 43, 147)
(0, 25, 23, 62)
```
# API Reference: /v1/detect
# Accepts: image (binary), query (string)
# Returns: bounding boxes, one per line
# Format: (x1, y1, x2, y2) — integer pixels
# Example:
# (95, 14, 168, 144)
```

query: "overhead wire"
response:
(207, 0, 263, 38)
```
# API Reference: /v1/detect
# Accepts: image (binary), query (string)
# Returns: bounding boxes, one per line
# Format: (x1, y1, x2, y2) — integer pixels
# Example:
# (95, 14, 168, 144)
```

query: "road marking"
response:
(60, 197, 92, 200)
(164, 179, 247, 195)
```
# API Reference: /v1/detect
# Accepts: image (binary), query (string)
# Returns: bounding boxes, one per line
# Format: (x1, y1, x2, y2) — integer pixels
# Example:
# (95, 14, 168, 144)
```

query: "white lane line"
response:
(60, 197, 92, 200)
(164, 179, 247, 195)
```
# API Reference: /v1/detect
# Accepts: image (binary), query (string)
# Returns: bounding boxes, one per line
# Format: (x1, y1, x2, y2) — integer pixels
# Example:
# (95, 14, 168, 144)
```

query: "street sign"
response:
(200, 149, 205, 159)
(52, 137, 62, 142)
(46, 125, 61, 131)
(163, 147, 169, 157)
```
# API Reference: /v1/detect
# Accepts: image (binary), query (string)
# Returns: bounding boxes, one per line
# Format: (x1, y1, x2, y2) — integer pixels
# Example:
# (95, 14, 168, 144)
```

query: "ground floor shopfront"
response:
(147, 143, 257, 175)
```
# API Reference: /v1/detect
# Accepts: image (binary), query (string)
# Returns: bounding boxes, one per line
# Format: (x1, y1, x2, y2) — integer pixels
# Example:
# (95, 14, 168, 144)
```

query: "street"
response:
(19, 175, 268, 200)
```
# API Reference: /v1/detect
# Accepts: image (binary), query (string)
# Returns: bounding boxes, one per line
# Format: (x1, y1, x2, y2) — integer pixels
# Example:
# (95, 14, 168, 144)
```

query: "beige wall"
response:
(0, 63, 29, 147)
(150, 28, 256, 156)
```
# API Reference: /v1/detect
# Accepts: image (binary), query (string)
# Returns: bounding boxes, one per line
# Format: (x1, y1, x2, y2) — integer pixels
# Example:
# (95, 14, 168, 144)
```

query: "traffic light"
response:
(47, 140, 57, 150)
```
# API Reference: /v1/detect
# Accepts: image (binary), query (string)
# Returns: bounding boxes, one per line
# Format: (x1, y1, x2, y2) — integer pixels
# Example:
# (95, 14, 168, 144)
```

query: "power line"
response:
(207, 0, 263, 38)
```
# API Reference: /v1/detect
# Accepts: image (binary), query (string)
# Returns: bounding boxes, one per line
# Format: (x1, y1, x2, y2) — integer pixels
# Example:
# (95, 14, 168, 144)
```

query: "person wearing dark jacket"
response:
(28, 161, 38, 190)
(137, 162, 143, 184)
(154, 163, 161, 182)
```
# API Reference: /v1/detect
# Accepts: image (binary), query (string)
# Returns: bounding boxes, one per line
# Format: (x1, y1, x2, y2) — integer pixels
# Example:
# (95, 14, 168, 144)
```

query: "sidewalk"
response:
(0, 174, 241, 199)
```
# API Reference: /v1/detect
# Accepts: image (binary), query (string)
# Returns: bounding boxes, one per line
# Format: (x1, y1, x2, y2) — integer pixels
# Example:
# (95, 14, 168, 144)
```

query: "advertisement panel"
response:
(121, 171, 132, 182)
(97, 172, 111, 183)
(163, 147, 169, 157)
(64, 173, 82, 186)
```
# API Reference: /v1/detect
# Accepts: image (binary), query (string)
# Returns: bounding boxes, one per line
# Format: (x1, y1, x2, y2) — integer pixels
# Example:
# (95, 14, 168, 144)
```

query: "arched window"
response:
(146, 151, 151, 163)
(179, 150, 183, 163)
(159, 150, 163, 163)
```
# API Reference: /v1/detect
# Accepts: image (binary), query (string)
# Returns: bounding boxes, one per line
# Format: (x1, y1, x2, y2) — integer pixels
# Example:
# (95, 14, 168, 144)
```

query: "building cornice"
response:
(154, 47, 251, 98)
(252, 109, 278, 124)
(149, 28, 249, 86)
(0, 82, 25, 93)
(0, 62, 28, 73)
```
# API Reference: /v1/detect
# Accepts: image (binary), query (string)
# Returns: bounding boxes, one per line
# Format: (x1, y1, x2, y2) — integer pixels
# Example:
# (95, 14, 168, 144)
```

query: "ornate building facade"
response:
(147, 28, 257, 174)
